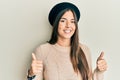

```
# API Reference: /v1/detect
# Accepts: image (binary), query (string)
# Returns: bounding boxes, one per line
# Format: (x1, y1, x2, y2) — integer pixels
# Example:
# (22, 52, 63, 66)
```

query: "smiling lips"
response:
(64, 29, 72, 34)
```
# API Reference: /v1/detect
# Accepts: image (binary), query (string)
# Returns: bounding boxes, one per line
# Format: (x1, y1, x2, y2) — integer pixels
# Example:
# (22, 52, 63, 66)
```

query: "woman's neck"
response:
(57, 38, 70, 47)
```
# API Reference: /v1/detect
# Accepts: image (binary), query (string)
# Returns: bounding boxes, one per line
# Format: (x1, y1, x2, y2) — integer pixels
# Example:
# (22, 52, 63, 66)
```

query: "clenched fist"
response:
(96, 52, 108, 72)
(29, 53, 43, 76)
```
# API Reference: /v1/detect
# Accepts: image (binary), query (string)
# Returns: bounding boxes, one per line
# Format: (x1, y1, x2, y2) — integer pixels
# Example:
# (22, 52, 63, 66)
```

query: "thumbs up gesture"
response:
(96, 52, 108, 72)
(29, 53, 43, 76)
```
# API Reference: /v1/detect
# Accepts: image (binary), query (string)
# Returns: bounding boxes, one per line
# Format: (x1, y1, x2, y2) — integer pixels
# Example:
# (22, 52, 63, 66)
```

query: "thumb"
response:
(32, 53, 37, 60)
(98, 51, 104, 60)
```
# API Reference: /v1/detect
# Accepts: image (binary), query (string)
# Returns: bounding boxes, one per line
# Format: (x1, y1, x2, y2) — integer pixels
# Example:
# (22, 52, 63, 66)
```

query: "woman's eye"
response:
(60, 20, 65, 22)
(71, 21, 75, 23)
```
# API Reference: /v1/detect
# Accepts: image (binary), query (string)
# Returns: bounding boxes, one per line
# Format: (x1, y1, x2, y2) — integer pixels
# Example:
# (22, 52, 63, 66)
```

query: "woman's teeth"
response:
(64, 30, 71, 33)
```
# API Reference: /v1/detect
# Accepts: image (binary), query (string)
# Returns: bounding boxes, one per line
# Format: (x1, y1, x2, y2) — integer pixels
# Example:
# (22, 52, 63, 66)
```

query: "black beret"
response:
(48, 2, 80, 26)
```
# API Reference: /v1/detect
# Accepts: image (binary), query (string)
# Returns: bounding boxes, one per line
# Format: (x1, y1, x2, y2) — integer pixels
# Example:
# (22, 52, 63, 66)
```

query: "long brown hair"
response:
(48, 9, 90, 80)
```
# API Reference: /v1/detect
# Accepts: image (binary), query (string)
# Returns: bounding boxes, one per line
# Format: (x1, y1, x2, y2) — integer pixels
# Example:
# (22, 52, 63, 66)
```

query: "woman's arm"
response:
(27, 45, 44, 80)
(93, 52, 107, 80)
(80, 43, 107, 80)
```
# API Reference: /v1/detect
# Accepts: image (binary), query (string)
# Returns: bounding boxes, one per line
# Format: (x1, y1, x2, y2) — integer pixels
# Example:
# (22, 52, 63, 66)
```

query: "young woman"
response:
(27, 2, 107, 80)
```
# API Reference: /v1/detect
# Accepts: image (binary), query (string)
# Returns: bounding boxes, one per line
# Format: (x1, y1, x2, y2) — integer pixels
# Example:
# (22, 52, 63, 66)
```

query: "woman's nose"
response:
(66, 21, 71, 28)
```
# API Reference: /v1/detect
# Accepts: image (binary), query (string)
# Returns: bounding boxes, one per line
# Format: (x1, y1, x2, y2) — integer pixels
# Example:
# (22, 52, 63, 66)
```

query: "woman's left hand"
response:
(96, 52, 108, 72)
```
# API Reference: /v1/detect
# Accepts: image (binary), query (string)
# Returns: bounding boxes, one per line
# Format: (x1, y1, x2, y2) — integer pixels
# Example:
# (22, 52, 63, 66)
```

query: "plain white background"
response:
(0, 0, 120, 80)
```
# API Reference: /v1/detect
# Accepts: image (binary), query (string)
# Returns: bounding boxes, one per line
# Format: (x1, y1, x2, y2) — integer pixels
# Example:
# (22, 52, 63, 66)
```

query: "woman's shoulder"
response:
(79, 43, 90, 50)
(37, 42, 51, 49)
(79, 43, 91, 56)
(34, 42, 51, 60)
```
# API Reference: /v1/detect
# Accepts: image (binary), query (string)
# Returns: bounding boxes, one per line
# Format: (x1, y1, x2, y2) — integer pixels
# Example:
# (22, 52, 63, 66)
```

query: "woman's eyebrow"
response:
(60, 18, 67, 20)
(60, 18, 75, 20)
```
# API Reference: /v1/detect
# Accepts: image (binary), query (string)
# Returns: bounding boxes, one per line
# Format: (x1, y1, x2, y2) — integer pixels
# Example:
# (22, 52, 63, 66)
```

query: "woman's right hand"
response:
(29, 53, 43, 76)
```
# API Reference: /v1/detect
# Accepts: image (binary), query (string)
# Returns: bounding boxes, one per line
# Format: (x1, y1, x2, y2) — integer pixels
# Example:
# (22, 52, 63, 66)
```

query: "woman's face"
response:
(58, 10, 76, 40)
